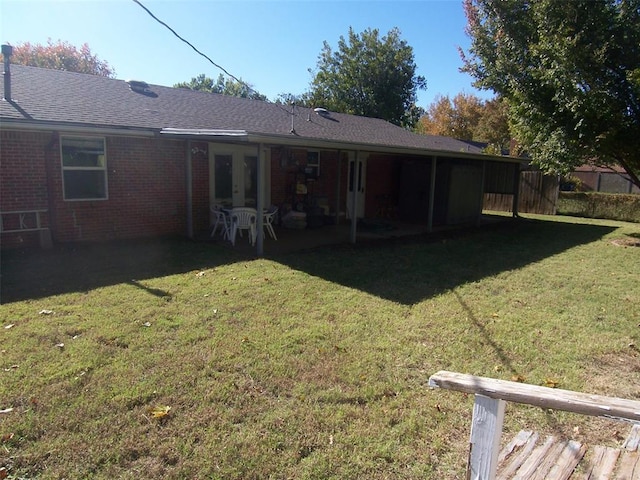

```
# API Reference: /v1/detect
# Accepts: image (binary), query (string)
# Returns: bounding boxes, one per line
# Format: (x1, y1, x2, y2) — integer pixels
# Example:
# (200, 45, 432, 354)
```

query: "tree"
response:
(474, 97, 512, 154)
(175, 73, 267, 100)
(6, 39, 114, 77)
(417, 93, 511, 153)
(308, 27, 427, 128)
(461, 0, 640, 188)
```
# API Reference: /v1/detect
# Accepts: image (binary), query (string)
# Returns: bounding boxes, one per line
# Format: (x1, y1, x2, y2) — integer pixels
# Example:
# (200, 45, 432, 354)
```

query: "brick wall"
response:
(269, 148, 349, 215)
(1, 130, 206, 247)
(0, 130, 52, 248)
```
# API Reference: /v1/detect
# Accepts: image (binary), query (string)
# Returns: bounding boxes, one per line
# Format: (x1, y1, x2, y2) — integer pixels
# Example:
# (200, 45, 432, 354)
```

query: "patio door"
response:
(209, 144, 266, 208)
(347, 152, 367, 219)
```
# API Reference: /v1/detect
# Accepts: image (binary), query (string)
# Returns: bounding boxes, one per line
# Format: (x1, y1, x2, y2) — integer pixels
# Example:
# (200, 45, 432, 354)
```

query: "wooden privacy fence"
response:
(429, 371, 640, 480)
(485, 171, 559, 215)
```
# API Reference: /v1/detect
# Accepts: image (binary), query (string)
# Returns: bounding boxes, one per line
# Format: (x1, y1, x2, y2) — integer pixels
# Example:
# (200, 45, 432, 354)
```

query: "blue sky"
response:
(0, 0, 495, 108)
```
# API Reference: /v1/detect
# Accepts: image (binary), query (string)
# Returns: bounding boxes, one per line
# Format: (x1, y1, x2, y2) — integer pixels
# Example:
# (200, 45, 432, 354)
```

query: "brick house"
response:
(1, 61, 523, 252)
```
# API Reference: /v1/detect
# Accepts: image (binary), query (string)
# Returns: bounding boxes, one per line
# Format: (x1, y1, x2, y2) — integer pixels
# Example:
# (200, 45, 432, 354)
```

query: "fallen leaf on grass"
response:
(0, 466, 7, 479)
(1, 433, 14, 442)
(511, 374, 526, 383)
(147, 405, 171, 419)
(543, 378, 560, 388)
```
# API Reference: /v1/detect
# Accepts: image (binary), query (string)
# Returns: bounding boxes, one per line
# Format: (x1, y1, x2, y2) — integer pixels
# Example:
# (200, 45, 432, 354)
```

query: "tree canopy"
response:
(461, 0, 640, 188)
(175, 73, 267, 100)
(5, 39, 114, 77)
(417, 94, 511, 154)
(308, 27, 426, 128)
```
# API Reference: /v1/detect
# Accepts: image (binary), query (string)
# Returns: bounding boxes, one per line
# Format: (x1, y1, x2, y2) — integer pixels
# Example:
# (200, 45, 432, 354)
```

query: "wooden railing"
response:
(428, 370, 640, 480)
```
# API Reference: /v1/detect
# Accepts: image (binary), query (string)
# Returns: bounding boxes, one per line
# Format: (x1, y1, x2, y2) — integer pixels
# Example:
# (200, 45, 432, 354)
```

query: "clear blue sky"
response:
(0, 0, 495, 108)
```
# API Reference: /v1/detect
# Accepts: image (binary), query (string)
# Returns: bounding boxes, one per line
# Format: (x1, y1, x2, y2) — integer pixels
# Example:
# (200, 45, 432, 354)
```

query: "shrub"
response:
(557, 192, 640, 223)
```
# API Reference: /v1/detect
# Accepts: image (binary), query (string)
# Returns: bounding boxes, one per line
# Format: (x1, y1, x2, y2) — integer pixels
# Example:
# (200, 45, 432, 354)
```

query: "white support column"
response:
(349, 151, 359, 244)
(468, 394, 506, 480)
(256, 143, 265, 256)
(427, 156, 437, 233)
(477, 160, 487, 226)
(186, 141, 193, 239)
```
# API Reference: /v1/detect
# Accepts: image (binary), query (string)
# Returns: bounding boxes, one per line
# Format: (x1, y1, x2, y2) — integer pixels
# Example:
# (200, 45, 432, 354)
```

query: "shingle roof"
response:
(0, 65, 487, 155)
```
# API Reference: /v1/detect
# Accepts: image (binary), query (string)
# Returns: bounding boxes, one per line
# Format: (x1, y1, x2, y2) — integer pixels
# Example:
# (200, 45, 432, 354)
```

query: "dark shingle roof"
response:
(0, 65, 486, 155)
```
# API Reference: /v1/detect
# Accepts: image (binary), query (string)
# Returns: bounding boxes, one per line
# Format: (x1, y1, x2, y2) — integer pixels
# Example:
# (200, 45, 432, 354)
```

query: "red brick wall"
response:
(269, 148, 349, 215)
(52, 136, 188, 242)
(0, 130, 52, 248)
(1, 130, 201, 247)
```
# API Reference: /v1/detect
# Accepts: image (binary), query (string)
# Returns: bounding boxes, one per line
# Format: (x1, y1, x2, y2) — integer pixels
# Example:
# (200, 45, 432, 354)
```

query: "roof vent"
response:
(126, 79, 156, 97)
(314, 107, 330, 117)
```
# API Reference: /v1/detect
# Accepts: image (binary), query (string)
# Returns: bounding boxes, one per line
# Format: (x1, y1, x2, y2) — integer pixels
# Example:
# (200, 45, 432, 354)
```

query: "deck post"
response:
(468, 394, 506, 480)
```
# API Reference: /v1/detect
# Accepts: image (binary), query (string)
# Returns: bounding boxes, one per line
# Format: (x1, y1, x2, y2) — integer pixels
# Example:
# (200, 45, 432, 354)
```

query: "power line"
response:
(131, 0, 271, 103)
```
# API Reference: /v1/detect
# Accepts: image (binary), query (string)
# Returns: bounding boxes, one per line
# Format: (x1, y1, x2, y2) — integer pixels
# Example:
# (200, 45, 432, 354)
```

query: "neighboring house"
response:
(1, 59, 524, 253)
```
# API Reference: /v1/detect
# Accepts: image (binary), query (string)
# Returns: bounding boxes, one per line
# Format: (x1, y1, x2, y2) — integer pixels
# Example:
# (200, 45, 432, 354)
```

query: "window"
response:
(61, 137, 107, 200)
(306, 151, 320, 178)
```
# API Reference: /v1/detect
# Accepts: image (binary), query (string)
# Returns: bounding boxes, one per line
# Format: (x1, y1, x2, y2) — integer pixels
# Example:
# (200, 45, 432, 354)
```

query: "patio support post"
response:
(335, 150, 342, 226)
(427, 156, 437, 233)
(349, 151, 359, 244)
(512, 164, 521, 218)
(256, 143, 265, 256)
(477, 160, 487, 226)
(186, 140, 194, 239)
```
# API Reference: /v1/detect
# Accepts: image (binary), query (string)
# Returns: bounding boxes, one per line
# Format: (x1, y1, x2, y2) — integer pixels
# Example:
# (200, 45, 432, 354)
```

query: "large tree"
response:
(461, 0, 640, 188)
(175, 73, 266, 100)
(6, 39, 114, 77)
(308, 27, 426, 128)
(417, 94, 511, 153)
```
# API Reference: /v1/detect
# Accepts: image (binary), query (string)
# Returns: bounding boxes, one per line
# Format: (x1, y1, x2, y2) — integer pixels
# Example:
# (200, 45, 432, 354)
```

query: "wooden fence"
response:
(484, 171, 559, 215)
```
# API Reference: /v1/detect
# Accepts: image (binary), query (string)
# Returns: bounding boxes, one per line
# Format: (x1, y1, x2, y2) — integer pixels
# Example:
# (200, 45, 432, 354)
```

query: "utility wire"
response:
(132, 0, 283, 107)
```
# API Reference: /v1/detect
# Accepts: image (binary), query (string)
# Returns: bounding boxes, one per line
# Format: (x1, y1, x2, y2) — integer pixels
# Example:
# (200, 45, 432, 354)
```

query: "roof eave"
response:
(0, 118, 158, 137)
(244, 132, 524, 164)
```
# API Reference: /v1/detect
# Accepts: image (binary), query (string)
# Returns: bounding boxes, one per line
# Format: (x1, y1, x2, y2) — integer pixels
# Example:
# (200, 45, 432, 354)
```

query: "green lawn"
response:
(1, 215, 639, 479)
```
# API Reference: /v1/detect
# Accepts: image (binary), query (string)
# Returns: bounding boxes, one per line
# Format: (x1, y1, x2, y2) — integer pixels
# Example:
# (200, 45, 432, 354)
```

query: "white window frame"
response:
(306, 150, 320, 178)
(60, 136, 108, 201)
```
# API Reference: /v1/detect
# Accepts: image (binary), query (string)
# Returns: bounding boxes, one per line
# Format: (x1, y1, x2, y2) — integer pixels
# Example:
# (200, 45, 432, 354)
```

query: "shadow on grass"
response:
(273, 217, 616, 305)
(0, 236, 245, 303)
(1, 219, 616, 305)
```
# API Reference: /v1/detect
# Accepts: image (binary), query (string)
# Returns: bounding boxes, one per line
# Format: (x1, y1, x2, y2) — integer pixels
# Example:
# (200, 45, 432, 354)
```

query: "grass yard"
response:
(1, 215, 639, 479)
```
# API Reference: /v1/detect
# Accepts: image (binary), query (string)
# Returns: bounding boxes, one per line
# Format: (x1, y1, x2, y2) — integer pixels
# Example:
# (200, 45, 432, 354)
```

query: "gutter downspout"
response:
(186, 141, 193, 239)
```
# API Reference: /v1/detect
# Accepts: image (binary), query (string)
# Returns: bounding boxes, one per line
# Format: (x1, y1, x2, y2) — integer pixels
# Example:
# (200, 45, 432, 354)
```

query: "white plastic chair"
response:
(210, 205, 230, 241)
(263, 206, 278, 240)
(229, 207, 257, 246)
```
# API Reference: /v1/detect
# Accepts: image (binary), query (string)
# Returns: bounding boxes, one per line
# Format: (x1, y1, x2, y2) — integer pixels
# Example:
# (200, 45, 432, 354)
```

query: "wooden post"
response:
(468, 395, 506, 480)
(512, 165, 520, 218)
(427, 156, 437, 233)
